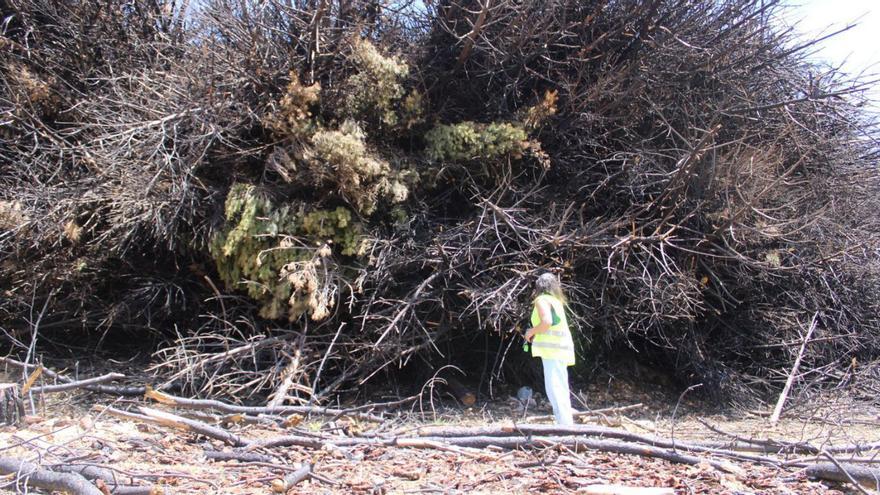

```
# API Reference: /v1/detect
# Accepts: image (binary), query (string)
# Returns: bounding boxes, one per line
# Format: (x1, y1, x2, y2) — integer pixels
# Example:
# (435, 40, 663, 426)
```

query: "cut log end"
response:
(445, 376, 477, 407)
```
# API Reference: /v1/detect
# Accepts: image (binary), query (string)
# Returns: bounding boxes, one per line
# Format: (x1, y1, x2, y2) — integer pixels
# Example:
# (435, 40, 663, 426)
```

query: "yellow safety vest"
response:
(530, 294, 575, 366)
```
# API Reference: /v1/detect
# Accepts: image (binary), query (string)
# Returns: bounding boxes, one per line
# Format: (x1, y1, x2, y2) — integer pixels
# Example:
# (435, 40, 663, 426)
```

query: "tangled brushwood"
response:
(1, 0, 879, 406)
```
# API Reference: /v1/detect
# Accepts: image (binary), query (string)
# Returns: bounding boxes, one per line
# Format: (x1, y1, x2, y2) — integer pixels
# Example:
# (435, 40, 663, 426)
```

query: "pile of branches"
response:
(2, 0, 879, 405)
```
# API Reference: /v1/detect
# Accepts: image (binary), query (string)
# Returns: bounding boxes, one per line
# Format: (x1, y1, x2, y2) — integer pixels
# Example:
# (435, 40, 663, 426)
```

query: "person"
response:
(523, 272, 575, 425)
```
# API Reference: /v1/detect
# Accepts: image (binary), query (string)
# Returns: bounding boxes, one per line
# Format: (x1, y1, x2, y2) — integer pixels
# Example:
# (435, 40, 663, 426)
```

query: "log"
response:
(444, 375, 476, 407)
(0, 383, 24, 426)
(805, 462, 880, 490)
(0, 456, 103, 495)
(271, 463, 312, 493)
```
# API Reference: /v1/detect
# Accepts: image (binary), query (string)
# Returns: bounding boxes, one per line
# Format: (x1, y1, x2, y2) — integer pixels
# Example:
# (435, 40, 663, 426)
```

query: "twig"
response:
(31, 373, 126, 394)
(144, 387, 385, 422)
(770, 312, 819, 424)
(0, 357, 145, 396)
(526, 403, 644, 422)
(97, 405, 249, 447)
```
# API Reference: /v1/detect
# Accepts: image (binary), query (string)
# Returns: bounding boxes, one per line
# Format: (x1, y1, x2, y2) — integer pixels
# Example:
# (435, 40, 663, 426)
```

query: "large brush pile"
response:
(1, 0, 879, 405)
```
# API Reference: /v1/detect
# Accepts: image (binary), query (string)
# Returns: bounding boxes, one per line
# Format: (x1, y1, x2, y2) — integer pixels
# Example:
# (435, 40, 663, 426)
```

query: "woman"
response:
(524, 272, 575, 425)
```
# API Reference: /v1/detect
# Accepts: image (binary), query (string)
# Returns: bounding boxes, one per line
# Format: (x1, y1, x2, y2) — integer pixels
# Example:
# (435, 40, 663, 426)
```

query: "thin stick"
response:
(1, 357, 145, 396)
(526, 403, 644, 422)
(770, 312, 819, 424)
(97, 406, 249, 447)
(31, 373, 126, 394)
(143, 387, 385, 422)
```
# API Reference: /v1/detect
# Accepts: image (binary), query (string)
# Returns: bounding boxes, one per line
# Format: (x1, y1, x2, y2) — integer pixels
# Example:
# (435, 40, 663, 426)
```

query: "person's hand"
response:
(524, 328, 536, 342)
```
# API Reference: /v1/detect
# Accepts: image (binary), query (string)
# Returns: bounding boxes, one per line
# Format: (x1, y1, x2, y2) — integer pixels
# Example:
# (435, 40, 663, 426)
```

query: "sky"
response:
(781, 0, 880, 104)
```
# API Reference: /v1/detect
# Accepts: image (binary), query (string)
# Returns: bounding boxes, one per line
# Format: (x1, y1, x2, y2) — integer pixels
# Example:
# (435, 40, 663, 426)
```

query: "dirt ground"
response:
(2, 371, 879, 495)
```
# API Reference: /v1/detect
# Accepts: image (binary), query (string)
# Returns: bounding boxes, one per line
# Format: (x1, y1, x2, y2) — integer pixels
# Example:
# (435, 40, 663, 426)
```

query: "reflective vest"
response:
(530, 294, 575, 366)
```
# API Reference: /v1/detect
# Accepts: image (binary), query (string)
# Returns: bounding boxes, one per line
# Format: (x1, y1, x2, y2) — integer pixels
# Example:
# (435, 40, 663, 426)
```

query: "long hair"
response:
(534, 272, 566, 304)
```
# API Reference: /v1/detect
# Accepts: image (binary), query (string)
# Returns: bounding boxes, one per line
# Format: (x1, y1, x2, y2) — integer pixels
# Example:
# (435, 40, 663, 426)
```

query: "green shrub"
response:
(308, 120, 411, 215)
(343, 40, 410, 126)
(210, 184, 365, 320)
(425, 121, 528, 162)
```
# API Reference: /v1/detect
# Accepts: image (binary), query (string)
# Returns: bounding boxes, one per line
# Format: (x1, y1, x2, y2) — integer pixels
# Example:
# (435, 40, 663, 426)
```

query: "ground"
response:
(1, 371, 879, 494)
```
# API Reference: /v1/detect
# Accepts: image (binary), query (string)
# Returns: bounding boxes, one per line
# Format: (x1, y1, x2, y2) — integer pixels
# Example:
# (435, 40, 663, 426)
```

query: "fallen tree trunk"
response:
(805, 462, 880, 490)
(0, 456, 103, 495)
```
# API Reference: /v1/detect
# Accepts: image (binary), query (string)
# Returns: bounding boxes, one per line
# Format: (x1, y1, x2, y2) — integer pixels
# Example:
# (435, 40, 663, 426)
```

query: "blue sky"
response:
(783, 0, 879, 74)
(782, 0, 879, 105)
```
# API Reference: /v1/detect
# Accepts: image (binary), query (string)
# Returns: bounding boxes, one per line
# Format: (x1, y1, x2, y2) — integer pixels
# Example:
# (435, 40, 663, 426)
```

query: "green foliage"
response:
(300, 207, 364, 256)
(210, 184, 365, 320)
(308, 120, 411, 215)
(424, 121, 528, 162)
(343, 40, 410, 126)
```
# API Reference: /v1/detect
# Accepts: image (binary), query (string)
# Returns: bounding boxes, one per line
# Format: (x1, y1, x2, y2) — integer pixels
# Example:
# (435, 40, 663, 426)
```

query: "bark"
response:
(0, 456, 103, 495)
(100, 406, 249, 447)
(144, 388, 385, 422)
(805, 462, 880, 491)
(271, 463, 312, 492)
(32, 373, 126, 394)
(1, 357, 145, 396)
(445, 375, 477, 407)
(400, 435, 743, 474)
(0, 383, 24, 426)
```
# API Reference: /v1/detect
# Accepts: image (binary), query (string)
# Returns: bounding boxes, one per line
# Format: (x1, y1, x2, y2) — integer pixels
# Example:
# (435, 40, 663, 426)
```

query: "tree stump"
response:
(0, 383, 24, 426)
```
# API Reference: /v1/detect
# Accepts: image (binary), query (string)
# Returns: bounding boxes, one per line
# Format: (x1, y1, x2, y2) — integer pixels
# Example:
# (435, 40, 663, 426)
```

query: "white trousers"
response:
(542, 358, 574, 425)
